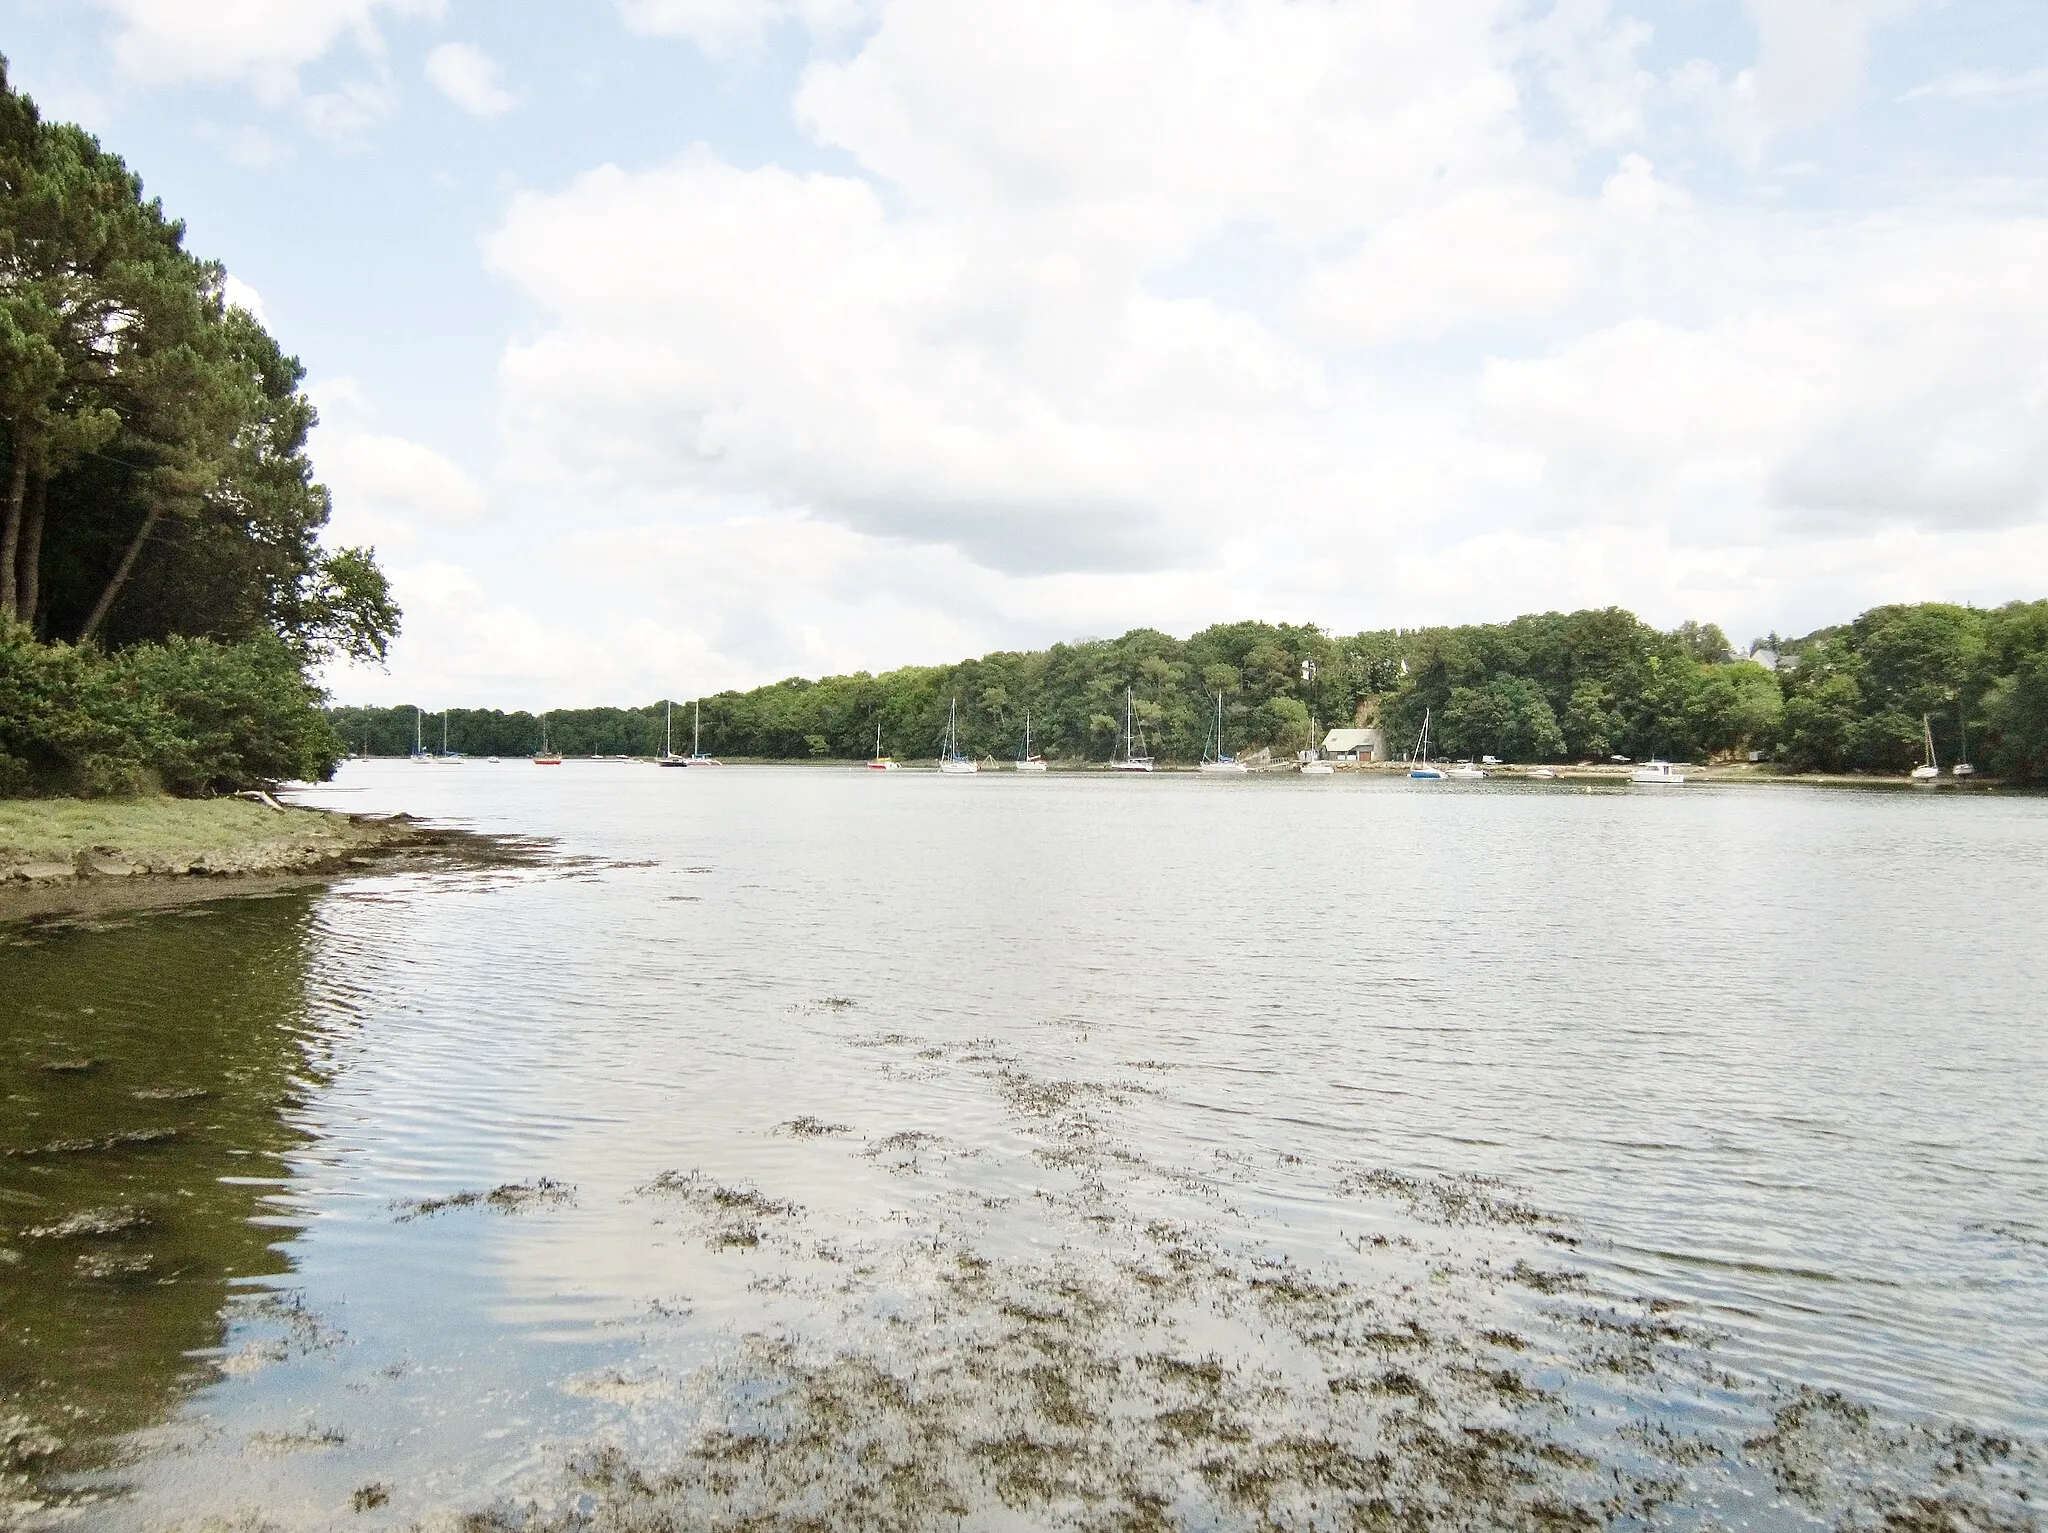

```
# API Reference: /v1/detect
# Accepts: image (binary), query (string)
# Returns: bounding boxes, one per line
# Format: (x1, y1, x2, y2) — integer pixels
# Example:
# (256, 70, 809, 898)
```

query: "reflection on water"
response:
(1, 895, 322, 1503)
(5, 764, 2047, 1529)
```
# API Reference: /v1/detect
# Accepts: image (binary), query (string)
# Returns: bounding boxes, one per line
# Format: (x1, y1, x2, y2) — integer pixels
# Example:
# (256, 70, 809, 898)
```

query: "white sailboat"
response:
(659, 699, 687, 766)
(867, 719, 898, 770)
(1408, 707, 1445, 780)
(1911, 714, 1940, 781)
(1015, 711, 1047, 772)
(1299, 715, 1334, 774)
(687, 700, 722, 765)
(1953, 702, 1975, 777)
(437, 710, 465, 762)
(411, 707, 432, 763)
(534, 711, 562, 765)
(1199, 691, 1248, 774)
(939, 697, 980, 774)
(1112, 688, 1154, 772)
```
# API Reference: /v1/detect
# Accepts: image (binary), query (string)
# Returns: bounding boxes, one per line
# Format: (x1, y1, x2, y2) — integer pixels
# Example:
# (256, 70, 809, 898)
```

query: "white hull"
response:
(1300, 762, 1334, 775)
(1014, 759, 1048, 772)
(867, 759, 899, 771)
(1631, 762, 1687, 785)
(1449, 765, 1486, 780)
(1112, 760, 1154, 773)
(1199, 760, 1248, 774)
(939, 758, 980, 774)
(1910, 765, 1939, 781)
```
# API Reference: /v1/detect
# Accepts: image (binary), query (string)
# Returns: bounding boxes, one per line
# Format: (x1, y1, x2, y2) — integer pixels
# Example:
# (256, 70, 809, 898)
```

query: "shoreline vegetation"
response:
(333, 598, 2048, 784)
(0, 797, 536, 923)
(0, 61, 396, 803)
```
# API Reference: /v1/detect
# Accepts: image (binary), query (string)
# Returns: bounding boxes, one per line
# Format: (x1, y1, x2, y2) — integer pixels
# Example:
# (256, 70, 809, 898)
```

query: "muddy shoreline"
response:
(0, 806, 547, 924)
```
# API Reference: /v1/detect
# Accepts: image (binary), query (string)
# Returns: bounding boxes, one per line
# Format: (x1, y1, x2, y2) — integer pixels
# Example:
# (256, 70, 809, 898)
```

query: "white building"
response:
(1321, 727, 1385, 763)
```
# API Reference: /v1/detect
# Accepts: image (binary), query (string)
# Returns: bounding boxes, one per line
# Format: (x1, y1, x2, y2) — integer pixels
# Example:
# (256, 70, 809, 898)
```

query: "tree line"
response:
(330, 600, 2048, 782)
(0, 59, 396, 795)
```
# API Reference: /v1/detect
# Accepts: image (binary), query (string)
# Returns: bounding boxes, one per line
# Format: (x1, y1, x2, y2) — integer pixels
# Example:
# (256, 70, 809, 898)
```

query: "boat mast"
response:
(693, 700, 701, 756)
(665, 700, 673, 758)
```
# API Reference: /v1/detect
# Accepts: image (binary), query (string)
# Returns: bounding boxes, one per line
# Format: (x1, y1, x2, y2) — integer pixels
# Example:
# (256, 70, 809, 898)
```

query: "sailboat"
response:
(1199, 691, 1248, 774)
(1408, 707, 1445, 780)
(1112, 688, 1154, 772)
(1911, 714, 1940, 781)
(658, 700, 688, 766)
(437, 710, 464, 762)
(1299, 714, 1334, 774)
(686, 700, 722, 765)
(1015, 711, 1047, 772)
(1953, 702, 1975, 777)
(534, 710, 562, 765)
(410, 707, 432, 763)
(867, 719, 899, 770)
(939, 697, 980, 774)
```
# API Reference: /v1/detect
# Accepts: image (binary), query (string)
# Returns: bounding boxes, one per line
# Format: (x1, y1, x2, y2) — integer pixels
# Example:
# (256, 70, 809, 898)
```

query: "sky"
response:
(2, 0, 2046, 708)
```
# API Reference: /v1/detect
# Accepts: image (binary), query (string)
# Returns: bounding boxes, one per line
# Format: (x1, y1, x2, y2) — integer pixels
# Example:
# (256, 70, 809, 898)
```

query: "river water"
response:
(4, 763, 2044, 1530)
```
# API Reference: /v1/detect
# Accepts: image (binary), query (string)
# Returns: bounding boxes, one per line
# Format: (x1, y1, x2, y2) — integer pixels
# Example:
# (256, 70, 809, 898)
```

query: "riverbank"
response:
(0, 796, 538, 923)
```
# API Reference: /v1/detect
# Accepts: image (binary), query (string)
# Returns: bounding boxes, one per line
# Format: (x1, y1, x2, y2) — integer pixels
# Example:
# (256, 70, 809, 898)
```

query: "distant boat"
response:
(939, 697, 980, 774)
(658, 700, 688, 766)
(1199, 691, 1248, 774)
(1912, 714, 1940, 781)
(437, 710, 464, 762)
(1015, 711, 1047, 772)
(867, 718, 898, 771)
(411, 707, 432, 763)
(1112, 687, 1154, 772)
(534, 711, 562, 765)
(1449, 761, 1487, 780)
(1299, 716, 1334, 774)
(1630, 760, 1687, 785)
(1528, 766, 1557, 779)
(1408, 707, 1445, 780)
(687, 700, 722, 765)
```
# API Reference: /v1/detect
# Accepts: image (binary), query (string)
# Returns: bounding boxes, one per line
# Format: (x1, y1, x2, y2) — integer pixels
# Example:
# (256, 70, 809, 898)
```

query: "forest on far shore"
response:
(330, 598, 2048, 782)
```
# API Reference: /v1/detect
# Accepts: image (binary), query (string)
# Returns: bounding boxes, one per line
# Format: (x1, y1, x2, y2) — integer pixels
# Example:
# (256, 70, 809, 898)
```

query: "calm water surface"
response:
(4, 763, 2044, 1528)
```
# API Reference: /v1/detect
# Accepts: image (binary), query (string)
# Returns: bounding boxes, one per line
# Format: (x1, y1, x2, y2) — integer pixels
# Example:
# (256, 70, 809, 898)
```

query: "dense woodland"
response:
(333, 599, 2048, 782)
(0, 60, 393, 794)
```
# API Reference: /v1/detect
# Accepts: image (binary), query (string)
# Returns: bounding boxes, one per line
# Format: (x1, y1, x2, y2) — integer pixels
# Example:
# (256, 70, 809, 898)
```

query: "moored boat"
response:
(938, 697, 979, 774)
(867, 719, 898, 770)
(1630, 760, 1686, 785)
(1112, 687, 1154, 772)
(1409, 707, 1445, 780)
(1199, 691, 1248, 774)
(1015, 712, 1047, 772)
(658, 700, 688, 766)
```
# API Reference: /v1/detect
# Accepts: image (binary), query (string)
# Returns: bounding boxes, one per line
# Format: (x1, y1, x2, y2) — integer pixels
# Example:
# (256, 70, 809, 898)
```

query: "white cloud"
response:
(1478, 216, 2048, 535)
(91, 0, 440, 98)
(1901, 67, 2048, 104)
(616, 0, 869, 54)
(425, 42, 516, 116)
(309, 379, 490, 548)
(221, 273, 269, 326)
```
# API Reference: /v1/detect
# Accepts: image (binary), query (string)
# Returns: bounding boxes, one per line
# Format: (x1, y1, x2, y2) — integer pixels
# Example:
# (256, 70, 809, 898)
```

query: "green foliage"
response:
(0, 621, 340, 795)
(0, 58, 391, 798)
(330, 601, 2048, 781)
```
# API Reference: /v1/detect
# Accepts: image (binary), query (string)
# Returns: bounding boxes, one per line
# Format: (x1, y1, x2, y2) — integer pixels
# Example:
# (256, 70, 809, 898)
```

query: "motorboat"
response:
(1198, 690, 1248, 773)
(1630, 761, 1687, 785)
(1015, 711, 1047, 772)
(1528, 766, 1557, 779)
(938, 697, 980, 774)
(1112, 687, 1153, 772)
(1449, 762, 1487, 780)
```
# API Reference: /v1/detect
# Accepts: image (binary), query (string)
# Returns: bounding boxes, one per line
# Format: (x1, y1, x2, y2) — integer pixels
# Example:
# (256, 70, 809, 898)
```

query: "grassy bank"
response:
(0, 796, 540, 923)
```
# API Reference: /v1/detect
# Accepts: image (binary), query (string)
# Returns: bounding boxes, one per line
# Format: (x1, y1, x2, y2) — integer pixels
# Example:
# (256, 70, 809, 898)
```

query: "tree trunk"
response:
(1, 442, 24, 621)
(21, 472, 47, 633)
(80, 503, 162, 642)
